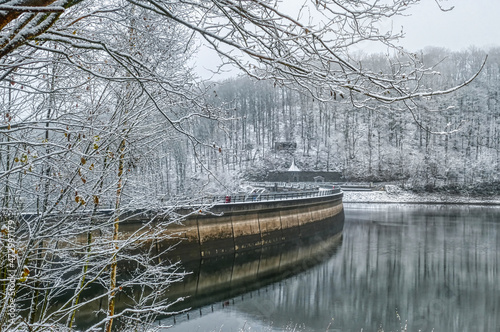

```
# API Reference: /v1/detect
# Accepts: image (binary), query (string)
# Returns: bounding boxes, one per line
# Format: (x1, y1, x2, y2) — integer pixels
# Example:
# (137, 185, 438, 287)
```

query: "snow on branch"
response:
(0, 5, 65, 12)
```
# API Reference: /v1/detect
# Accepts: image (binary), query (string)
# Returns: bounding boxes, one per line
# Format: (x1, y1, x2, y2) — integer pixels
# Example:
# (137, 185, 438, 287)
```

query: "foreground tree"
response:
(0, 3, 224, 330)
(1, 1, 485, 102)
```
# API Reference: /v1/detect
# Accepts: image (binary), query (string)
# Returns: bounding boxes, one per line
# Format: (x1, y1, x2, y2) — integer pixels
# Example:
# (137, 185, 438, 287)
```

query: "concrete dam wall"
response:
(150, 192, 344, 262)
(57, 191, 344, 329)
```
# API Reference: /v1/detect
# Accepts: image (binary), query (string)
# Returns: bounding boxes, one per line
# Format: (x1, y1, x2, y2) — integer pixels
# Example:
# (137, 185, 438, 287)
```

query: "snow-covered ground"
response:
(342, 185, 500, 205)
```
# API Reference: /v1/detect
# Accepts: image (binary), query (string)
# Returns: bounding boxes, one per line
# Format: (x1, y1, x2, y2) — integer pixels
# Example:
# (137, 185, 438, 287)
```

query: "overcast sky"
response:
(391, 0, 500, 51)
(195, 0, 500, 79)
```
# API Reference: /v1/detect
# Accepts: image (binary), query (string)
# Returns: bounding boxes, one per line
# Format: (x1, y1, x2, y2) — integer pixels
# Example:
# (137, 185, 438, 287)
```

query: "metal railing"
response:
(197, 188, 342, 205)
(16, 186, 342, 219)
(244, 181, 337, 191)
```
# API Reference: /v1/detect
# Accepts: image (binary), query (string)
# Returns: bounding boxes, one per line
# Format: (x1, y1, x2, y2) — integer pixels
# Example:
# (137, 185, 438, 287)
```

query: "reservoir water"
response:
(163, 204, 500, 331)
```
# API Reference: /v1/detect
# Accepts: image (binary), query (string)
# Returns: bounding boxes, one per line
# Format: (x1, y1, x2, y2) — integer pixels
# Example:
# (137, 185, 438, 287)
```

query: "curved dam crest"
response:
(155, 191, 344, 262)
(71, 190, 343, 263)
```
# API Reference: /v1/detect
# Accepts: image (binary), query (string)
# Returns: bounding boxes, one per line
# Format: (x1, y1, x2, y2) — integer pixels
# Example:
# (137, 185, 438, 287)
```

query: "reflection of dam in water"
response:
(70, 190, 344, 330)
(158, 190, 344, 316)
(165, 214, 344, 316)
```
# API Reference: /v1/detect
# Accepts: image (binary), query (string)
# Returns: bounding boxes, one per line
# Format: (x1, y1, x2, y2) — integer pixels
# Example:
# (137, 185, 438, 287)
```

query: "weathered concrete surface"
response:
(163, 192, 344, 261)
(38, 192, 344, 331)
(231, 212, 261, 251)
(87, 192, 344, 262)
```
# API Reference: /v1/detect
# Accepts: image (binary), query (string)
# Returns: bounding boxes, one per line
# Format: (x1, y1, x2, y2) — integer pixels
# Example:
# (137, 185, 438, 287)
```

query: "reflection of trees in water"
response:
(232, 205, 500, 331)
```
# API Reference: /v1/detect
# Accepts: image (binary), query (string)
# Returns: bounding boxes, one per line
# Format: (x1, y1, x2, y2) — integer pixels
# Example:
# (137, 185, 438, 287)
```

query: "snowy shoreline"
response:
(342, 188, 500, 206)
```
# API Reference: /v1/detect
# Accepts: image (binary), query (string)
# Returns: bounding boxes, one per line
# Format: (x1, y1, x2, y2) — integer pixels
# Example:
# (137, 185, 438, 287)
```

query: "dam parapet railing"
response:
(179, 187, 341, 207)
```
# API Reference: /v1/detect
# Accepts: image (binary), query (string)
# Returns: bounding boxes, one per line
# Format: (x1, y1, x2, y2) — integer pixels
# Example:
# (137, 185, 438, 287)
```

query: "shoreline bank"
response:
(342, 189, 500, 205)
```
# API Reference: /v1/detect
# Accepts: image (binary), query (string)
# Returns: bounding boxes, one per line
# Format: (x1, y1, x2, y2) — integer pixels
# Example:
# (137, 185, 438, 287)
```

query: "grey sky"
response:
(392, 0, 500, 52)
(195, 0, 500, 79)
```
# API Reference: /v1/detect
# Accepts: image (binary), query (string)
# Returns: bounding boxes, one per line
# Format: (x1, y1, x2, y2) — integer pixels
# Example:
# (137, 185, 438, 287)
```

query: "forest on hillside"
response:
(6, 47, 496, 210)
(192, 47, 500, 194)
(45, 47, 497, 199)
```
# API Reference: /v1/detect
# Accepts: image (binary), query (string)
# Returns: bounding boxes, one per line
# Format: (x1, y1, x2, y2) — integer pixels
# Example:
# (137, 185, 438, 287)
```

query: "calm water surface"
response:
(164, 204, 500, 331)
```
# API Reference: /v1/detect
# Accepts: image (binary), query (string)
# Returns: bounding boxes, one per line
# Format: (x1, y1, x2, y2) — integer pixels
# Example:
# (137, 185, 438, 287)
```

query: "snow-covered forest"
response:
(0, 0, 495, 330)
(180, 48, 499, 194)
